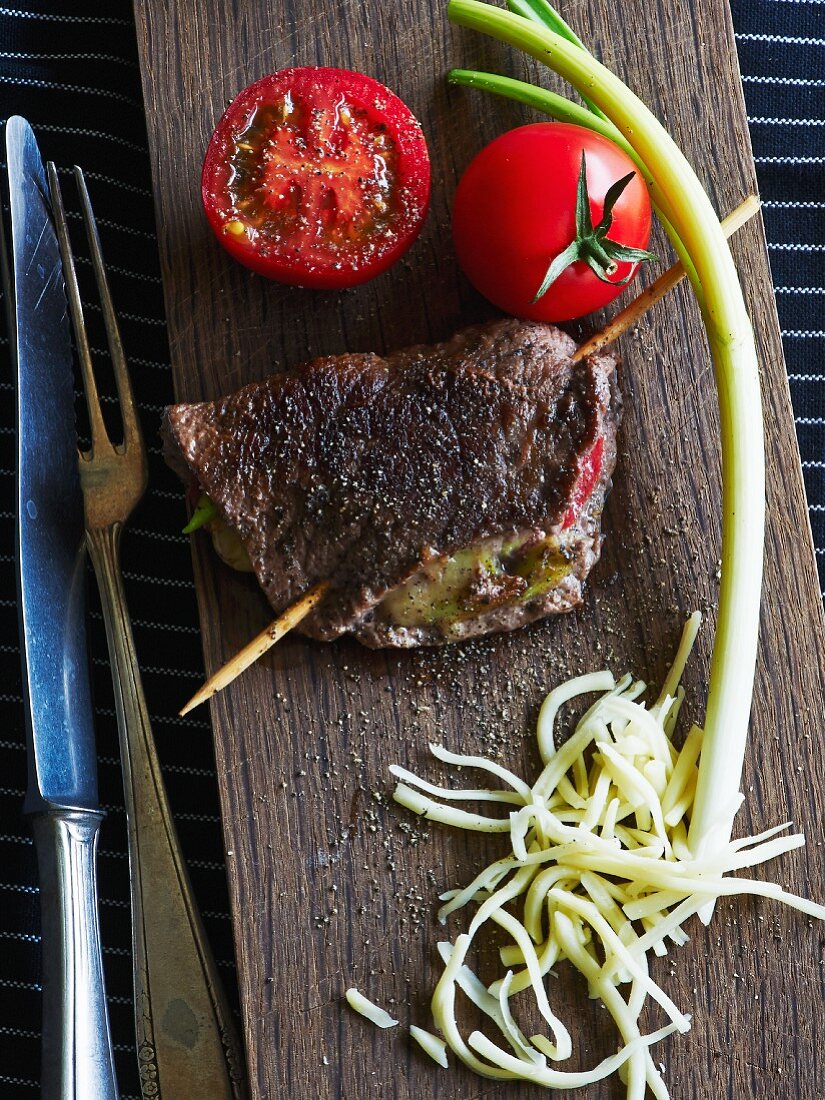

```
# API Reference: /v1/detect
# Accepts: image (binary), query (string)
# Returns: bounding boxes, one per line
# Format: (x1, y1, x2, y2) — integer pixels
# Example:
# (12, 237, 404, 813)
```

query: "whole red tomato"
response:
(202, 67, 431, 290)
(452, 123, 653, 322)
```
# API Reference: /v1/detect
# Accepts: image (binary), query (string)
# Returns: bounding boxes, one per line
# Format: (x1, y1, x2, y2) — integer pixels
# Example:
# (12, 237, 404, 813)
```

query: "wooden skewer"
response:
(571, 194, 761, 363)
(179, 581, 330, 715)
(181, 196, 761, 713)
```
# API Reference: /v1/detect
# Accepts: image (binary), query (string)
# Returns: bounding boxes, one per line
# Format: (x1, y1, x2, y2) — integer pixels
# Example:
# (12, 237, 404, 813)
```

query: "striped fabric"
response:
(733, 1, 825, 581)
(0, 0, 821, 1095)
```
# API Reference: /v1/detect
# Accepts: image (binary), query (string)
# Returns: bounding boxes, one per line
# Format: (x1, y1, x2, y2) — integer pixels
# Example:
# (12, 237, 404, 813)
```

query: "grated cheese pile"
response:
(386, 613, 825, 1097)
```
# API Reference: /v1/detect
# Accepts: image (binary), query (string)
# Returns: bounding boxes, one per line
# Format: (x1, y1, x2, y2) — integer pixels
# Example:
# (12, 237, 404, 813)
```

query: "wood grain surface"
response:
(133, 1, 825, 1097)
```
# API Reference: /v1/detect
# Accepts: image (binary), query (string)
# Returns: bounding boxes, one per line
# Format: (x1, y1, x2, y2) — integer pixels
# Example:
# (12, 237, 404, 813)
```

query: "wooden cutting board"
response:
(133, 1, 825, 1097)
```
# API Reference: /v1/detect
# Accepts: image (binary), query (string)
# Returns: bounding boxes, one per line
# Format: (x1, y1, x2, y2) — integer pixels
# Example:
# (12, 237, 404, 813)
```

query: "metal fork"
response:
(47, 163, 248, 1100)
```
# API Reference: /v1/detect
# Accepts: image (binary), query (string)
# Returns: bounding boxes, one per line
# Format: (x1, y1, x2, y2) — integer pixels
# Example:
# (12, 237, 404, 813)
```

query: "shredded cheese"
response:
(411, 1020, 448, 1064)
(410, 1025, 449, 1067)
(387, 613, 825, 1096)
(345, 988, 398, 1029)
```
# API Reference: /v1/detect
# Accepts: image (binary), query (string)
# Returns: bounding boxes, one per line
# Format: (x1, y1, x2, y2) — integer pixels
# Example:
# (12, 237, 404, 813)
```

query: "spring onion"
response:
(447, 0, 766, 881)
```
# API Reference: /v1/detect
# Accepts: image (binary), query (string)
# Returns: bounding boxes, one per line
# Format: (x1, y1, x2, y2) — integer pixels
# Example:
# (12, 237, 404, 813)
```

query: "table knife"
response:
(6, 115, 119, 1100)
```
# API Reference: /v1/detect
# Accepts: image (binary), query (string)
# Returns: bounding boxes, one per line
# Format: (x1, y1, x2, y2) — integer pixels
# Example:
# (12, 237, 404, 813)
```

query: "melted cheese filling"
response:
(210, 518, 571, 628)
(378, 531, 571, 630)
(206, 516, 254, 573)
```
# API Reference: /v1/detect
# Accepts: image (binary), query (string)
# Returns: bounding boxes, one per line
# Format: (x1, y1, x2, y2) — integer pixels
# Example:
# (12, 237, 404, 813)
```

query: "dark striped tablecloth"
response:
(0, 2, 821, 1096)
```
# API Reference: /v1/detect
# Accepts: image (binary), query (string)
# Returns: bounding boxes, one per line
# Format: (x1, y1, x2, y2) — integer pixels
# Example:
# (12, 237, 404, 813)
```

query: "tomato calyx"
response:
(532, 152, 655, 304)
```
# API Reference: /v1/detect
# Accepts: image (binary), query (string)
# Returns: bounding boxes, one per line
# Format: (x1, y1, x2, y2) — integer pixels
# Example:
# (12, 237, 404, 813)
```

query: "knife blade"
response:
(6, 115, 118, 1100)
(8, 119, 95, 816)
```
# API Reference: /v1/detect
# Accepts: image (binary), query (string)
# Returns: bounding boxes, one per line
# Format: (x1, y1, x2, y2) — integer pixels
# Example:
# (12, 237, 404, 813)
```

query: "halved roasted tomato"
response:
(202, 67, 431, 289)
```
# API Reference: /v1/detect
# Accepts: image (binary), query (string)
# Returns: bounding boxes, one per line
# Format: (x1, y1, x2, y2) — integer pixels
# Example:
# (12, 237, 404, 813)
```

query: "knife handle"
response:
(30, 808, 119, 1100)
(87, 524, 248, 1100)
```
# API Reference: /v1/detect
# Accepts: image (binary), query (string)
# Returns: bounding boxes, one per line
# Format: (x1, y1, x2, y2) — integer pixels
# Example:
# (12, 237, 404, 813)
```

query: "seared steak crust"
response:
(163, 320, 619, 644)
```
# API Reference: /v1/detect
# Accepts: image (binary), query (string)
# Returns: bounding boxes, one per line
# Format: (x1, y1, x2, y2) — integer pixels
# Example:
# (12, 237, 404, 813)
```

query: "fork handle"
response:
(87, 524, 248, 1100)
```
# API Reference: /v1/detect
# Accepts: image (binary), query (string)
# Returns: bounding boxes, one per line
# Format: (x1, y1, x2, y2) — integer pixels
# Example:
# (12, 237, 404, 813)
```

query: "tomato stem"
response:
(532, 152, 654, 303)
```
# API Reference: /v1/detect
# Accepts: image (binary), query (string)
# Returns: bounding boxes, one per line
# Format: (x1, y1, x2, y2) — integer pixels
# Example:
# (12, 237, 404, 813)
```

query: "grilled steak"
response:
(163, 319, 620, 647)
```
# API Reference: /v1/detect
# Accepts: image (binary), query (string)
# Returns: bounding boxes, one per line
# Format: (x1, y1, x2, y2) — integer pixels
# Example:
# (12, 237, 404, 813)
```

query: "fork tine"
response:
(72, 166, 143, 454)
(46, 162, 109, 455)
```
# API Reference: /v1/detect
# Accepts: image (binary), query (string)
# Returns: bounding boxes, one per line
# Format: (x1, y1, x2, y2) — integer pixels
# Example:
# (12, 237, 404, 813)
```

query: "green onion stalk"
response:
(447, 0, 765, 883)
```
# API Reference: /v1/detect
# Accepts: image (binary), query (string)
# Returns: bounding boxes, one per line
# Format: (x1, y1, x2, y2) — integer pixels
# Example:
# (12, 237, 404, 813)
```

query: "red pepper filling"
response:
(561, 435, 604, 531)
